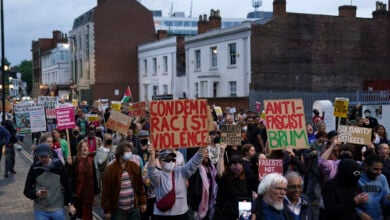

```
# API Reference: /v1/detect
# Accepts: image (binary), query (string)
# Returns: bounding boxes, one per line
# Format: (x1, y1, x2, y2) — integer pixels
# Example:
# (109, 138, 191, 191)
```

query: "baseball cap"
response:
(137, 130, 149, 137)
(35, 144, 51, 157)
(158, 150, 176, 160)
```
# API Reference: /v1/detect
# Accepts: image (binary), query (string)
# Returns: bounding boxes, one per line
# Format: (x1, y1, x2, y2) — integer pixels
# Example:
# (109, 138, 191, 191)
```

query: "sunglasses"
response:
(161, 158, 176, 163)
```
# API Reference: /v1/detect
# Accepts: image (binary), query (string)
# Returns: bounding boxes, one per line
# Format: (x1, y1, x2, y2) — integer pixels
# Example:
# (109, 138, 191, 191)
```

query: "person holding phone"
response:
(23, 143, 76, 219)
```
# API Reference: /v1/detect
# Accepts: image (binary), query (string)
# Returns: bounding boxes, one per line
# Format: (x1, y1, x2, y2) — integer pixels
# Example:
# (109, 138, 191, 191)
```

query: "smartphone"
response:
(238, 201, 252, 220)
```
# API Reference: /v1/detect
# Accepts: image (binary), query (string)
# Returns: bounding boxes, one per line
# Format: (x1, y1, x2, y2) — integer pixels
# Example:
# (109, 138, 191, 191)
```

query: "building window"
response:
(195, 50, 201, 69)
(210, 46, 218, 67)
(143, 59, 147, 74)
(229, 81, 237, 97)
(144, 84, 149, 100)
(163, 84, 168, 94)
(153, 85, 158, 95)
(200, 81, 208, 97)
(213, 82, 218, 97)
(228, 43, 236, 65)
(153, 58, 157, 75)
(163, 56, 168, 72)
(194, 82, 199, 98)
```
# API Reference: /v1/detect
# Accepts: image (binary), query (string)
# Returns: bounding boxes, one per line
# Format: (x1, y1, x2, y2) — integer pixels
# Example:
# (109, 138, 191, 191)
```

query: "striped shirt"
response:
(118, 171, 135, 210)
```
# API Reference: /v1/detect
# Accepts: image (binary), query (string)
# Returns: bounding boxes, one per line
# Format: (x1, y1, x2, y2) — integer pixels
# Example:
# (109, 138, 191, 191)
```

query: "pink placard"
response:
(55, 107, 76, 130)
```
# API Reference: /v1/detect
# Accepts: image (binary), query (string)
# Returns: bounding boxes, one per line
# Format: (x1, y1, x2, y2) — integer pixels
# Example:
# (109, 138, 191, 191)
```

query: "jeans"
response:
(111, 208, 141, 220)
(34, 209, 65, 220)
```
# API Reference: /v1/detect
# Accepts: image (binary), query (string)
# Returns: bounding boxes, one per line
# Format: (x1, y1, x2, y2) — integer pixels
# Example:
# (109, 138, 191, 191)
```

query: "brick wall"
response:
(93, 0, 156, 102)
(250, 12, 390, 91)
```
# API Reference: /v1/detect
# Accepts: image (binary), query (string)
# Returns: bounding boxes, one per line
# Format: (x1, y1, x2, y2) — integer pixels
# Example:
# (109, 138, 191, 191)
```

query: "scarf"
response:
(198, 163, 218, 220)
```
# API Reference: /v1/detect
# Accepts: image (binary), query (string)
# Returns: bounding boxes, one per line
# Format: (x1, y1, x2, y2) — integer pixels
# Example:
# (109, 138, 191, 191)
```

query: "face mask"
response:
(140, 139, 148, 146)
(123, 152, 132, 161)
(365, 112, 370, 117)
(72, 131, 79, 136)
(163, 161, 175, 171)
(105, 139, 113, 145)
(213, 137, 220, 144)
(96, 132, 102, 136)
(230, 165, 243, 176)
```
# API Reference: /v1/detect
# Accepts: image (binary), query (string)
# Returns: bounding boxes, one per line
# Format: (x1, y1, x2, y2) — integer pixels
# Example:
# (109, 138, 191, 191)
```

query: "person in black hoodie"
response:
(321, 159, 368, 220)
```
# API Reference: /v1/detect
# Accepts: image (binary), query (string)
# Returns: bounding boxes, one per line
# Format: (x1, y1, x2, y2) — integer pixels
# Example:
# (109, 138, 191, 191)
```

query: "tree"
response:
(14, 60, 32, 95)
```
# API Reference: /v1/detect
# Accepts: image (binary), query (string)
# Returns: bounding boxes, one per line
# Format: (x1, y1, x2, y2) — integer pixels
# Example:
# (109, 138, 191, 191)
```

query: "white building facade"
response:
(185, 22, 252, 98)
(40, 43, 71, 99)
(69, 9, 95, 101)
(138, 37, 179, 101)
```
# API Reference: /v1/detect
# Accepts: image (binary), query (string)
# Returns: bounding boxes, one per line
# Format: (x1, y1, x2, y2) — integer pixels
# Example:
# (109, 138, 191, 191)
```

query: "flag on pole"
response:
(121, 86, 132, 103)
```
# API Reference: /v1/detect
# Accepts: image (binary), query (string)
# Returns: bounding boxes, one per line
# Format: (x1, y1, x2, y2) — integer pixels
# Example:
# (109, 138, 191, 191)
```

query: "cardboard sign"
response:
(38, 96, 59, 119)
(150, 99, 209, 149)
(334, 98, 349, 118)
(106, 110, 132, 135)
(338, 125, 372, 145)
(258, 159, 283, 180)
(208, 106, 215, 131)
(55, 106, 76, 130)
(132, 101, 147, 117)
(264, 99, 309, 150)
(220, 124, 241, 145)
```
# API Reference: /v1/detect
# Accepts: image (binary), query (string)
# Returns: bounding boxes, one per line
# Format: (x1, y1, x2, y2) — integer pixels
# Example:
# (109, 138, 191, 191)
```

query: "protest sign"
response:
(334, 98, 349, 118)
(220, 124, 241, 145)
(14, 103, 46, 134)
(258, 159, 283, 180)
(111, 101, 121, 112)
(55, 106, 76, 130)
(264, 99, 309, 150)
(85, 114, 100, 122)
(338, 125, 372, 145)
(208, 106, 215, 131)
(214, 106, 223, 116)
(132, 101, 147, 117)
(150, 99, 209, 149)
(38, 96, 59, 119)
(106, 110, 132, 135)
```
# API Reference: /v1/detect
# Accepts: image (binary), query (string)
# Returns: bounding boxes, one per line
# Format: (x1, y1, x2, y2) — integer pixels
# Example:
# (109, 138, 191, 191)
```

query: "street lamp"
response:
(1, 0, 5, 122)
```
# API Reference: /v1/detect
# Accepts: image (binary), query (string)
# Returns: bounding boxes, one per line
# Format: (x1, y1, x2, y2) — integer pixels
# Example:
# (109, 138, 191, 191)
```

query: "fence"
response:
(249, 90, 390, 121)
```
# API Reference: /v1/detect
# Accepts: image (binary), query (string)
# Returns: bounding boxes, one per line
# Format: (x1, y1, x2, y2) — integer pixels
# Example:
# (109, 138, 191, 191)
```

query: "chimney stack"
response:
(157, 30, 168, 40)
(372, 1, 388, 19)
(197, 9, 221, 34)
(53, 30, 62, 40)
(339, 5, 357, 18)
(273, 0, 286, 17)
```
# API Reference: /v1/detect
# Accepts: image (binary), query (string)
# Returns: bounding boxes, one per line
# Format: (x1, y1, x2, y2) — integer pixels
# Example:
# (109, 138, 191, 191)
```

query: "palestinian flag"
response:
(121, 86, 132, 103)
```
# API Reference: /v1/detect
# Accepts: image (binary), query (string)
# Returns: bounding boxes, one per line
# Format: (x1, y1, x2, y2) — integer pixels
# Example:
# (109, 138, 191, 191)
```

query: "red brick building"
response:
(70, 0, 156, 103)
(250, 0, 390, 91)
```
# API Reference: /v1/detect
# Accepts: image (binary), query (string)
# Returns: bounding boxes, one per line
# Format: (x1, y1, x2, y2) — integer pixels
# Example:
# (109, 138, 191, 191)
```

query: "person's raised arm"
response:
(217, 143, 227, 178)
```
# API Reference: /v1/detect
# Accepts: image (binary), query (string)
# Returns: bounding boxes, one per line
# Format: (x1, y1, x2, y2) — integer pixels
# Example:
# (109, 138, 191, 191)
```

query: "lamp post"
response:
(1, 0, 5, 122)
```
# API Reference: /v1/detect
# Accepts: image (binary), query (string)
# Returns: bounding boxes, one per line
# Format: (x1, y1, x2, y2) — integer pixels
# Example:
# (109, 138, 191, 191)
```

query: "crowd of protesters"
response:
(12, 101, 390, 220)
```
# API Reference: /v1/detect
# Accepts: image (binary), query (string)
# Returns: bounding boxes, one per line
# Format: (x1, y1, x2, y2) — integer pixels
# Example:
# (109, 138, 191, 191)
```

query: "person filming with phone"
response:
(23, 143, 76, 219)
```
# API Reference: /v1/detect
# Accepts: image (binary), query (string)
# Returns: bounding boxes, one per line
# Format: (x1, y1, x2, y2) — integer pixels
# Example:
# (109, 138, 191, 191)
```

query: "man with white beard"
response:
(251, 173, 289, 219)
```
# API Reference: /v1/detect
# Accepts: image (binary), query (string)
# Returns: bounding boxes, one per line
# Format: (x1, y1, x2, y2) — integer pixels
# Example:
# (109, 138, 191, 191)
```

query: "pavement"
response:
(0, 135, 102, 220)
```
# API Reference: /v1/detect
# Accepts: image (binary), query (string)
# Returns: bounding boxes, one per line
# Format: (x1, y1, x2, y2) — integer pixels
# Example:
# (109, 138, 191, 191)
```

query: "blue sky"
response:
(4, 0, 376, 66)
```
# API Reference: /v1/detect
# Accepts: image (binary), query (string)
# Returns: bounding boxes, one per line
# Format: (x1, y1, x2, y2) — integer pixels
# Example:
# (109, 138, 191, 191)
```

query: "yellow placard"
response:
(334, 98, 349, 118)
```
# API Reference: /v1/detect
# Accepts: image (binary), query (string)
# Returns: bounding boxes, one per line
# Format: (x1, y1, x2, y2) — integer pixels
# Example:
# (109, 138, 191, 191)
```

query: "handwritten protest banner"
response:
(150, 99, 209, 149)
(214, 106, 223, 117)
(14, 103, 46, 134)
(258, 159, 283, 180)
(55, 106, 76, 130)
(132, 102, 147, 117)
(264, 99, 309, 150)
(106, 110, 132, 135)
(334, 98, 349, 118)
(338, 125, 372, 145)
(220, 124, 241, 145)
